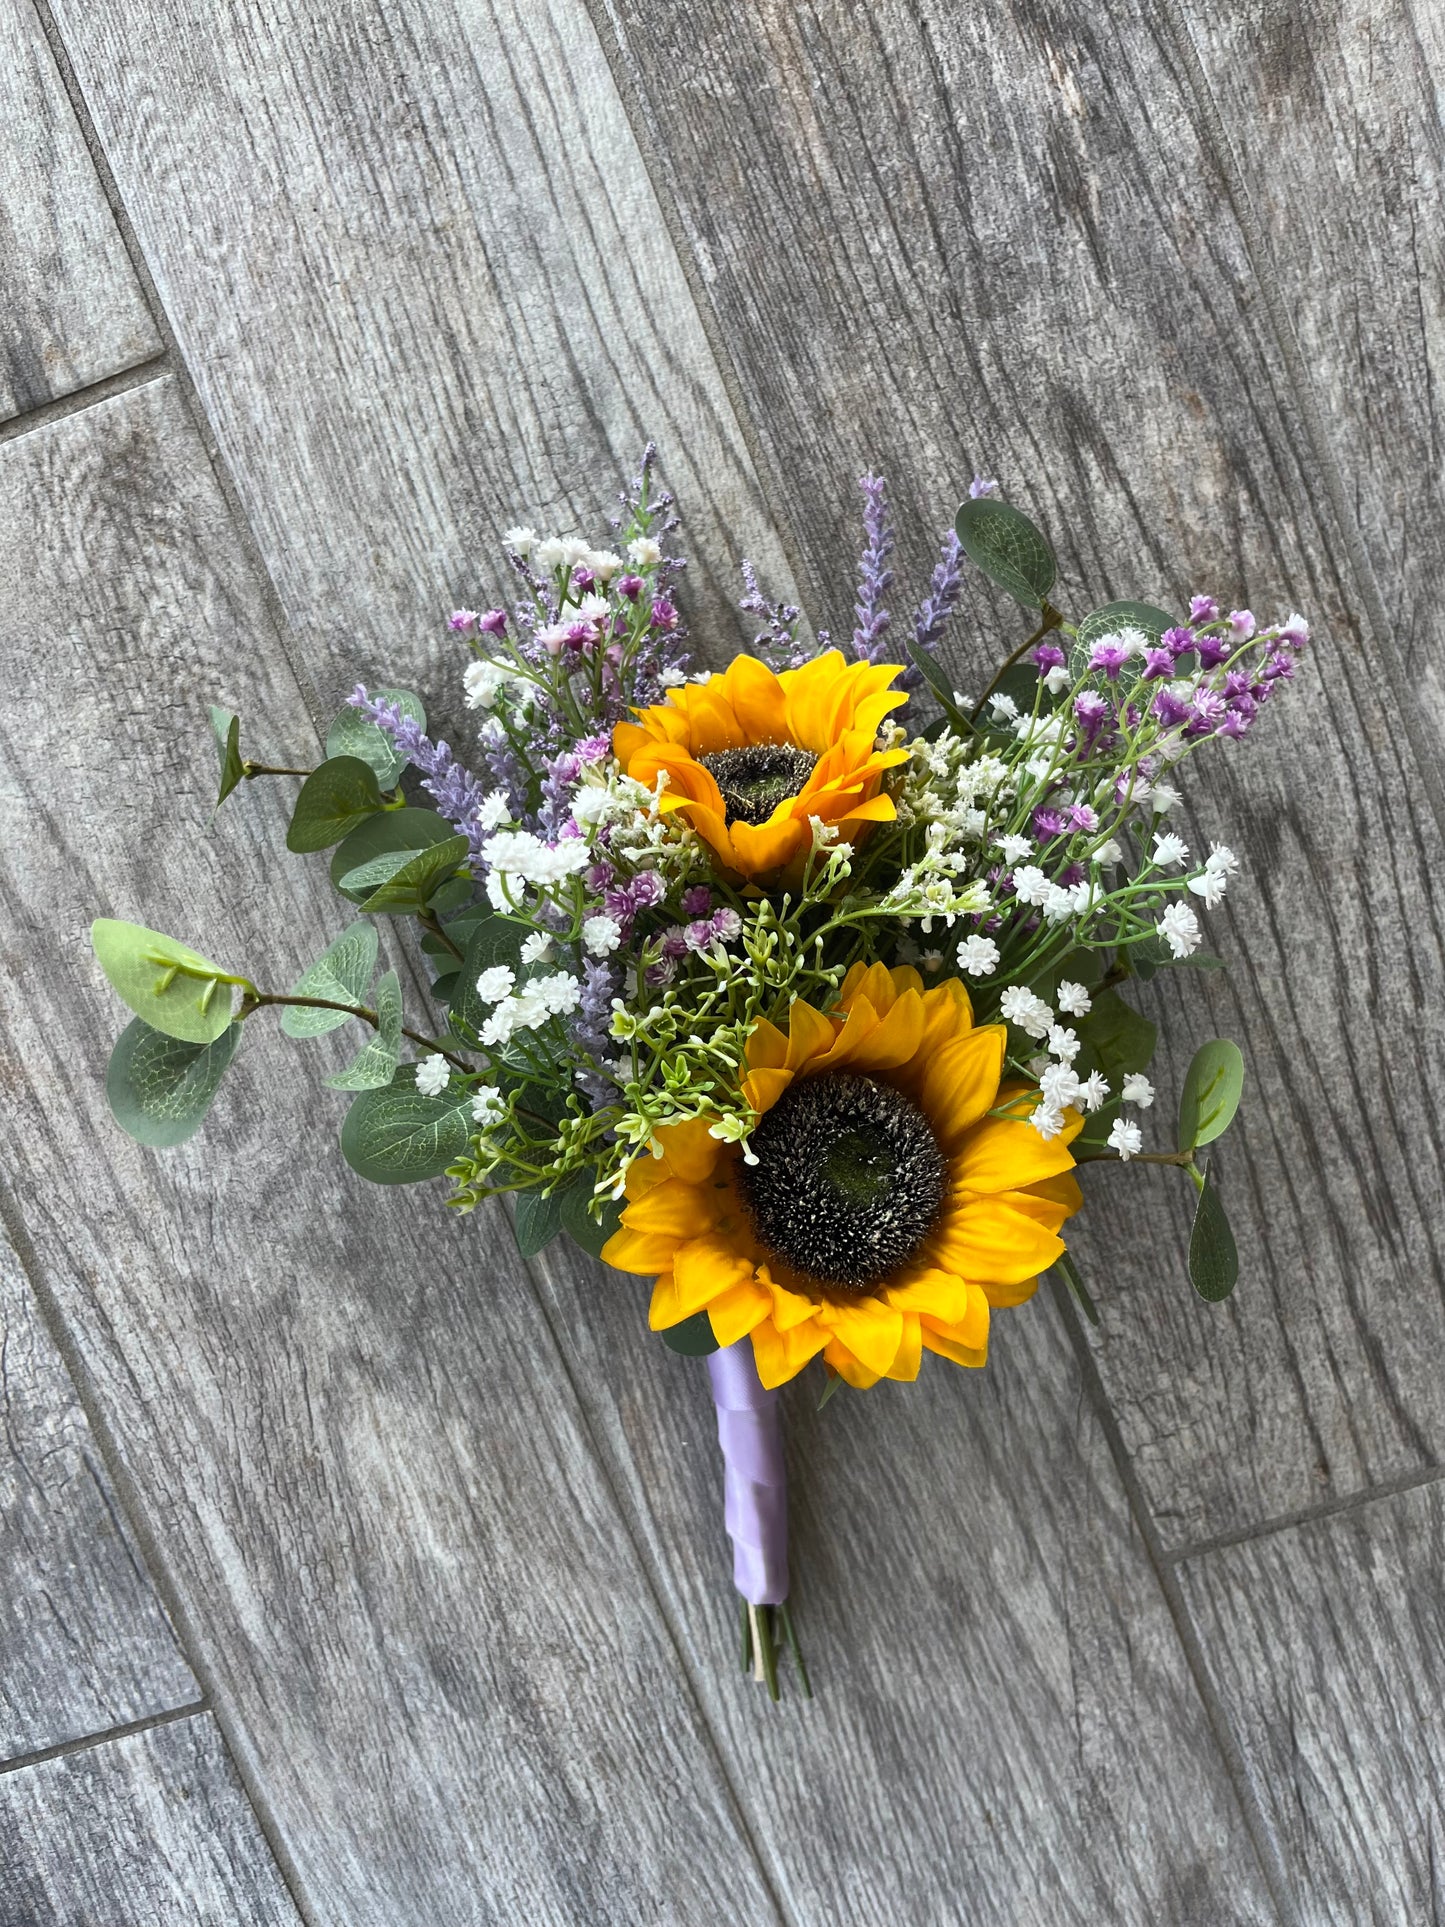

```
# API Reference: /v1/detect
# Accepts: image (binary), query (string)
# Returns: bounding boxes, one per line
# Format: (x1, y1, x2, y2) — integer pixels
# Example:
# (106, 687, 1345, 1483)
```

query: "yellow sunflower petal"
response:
(673, 1234, 758, 1308)
(884, 1313, 923, 1381)
(767, 1281, 822, 1332)
(727, 816, 808, 876)
(980, 1273, 1043, 1309)
(929, 1196, 1067, 1285)
(744, 1016, 789, 1072)
(821, 1297, 905, 1377)
(882, 1266, 975, 1324)
(919, 1027, 1008, 1148)
(952, 1114, 1080, 1195)
(920, 1324, 989, 1369)
(822, 1338, 882, 1390)
(707, 1277, 774, 1346)
(786, 998, 837, 1071)
(751, 1315, 829, 1388)
(656, 1116, 726, 1185)
(619, 1178, 718, 1238)
(605, 1226, 687, 1274)
(742, 1066, 794, 1115)
(721, 654, 787, 742)
(840, 987, 925, 1073)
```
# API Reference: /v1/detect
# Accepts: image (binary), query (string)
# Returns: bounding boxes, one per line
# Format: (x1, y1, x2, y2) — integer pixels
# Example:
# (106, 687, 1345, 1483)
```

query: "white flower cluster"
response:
(505, 529, 625, 579)
(472, 967, 581, 1048)
(483, 829, 592, 910)
(463, 660, 532, 711)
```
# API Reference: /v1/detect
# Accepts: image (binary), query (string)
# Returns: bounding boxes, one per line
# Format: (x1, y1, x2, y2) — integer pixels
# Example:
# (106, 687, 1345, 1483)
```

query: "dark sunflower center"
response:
(698, 744, 818, 826)
(737, 1072, 947, 1293)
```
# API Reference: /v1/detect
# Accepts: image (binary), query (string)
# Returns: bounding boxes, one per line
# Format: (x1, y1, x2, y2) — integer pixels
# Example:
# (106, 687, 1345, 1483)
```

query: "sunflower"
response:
(612, 650, 910, 882)
(602, 964, 1083, 1389)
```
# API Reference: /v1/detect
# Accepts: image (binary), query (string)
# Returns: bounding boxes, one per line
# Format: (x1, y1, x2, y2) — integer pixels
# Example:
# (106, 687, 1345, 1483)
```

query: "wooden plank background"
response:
(0, 0, 1439, 1920)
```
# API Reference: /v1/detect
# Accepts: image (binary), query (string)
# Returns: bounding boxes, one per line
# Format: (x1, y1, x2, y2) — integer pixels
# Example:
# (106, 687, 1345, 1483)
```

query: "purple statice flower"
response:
(1069, 803, 1099, 832)
(348, 686, 493, 865)
(1152, 687, 1192, 729)
(1189, 594, 1220, 623)
(629, 870, 666, 911)
(1032, 806, 1068, 839)
(478, 608, 508, 635)
(644, 956, 677, 991)
(650, 598, 679, 632)
(851, 473, 894, 669)
(1186, 689, 1228, 737)
(908, 529, 964, 693)
(1222, 668, 1252, 703)
(1279, 613, 1311, 647)
(1088, 637, 1132, 680)
(616, 573, 644, 601)
(969, 475, 999, 499)
(1196, 632, 1233, 670)
(572, 565, 596, 594)
(681, 884, 713, 917)
(586, 860, 615, 893)
(1141, 646, 1174, 680)
(738, 560, 805, 671)
(685, 907, 742, 951)
(1218, 709, 1253, 740)
(1261, 649, 1296, 681)
(1163, 625, 1195, 658)
(1227, 608, 1257, 641)
(1074, 690, 1111, 739)
(660, 925, 690, 961)
(576, 732, 611, 765)
(564, 619, 599, 651)
(1033, 639, 1066, 674)
(1058, 862, 1087, 888)
(449, 609, 478, 633)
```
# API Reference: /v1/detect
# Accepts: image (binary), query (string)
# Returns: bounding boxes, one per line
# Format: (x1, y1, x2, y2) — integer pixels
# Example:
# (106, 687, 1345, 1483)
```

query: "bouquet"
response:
(91, 447, 1306, 1699)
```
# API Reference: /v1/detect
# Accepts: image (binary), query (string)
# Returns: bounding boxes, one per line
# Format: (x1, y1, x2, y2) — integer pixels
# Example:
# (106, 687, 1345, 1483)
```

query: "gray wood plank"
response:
(593, 0, 1445, 1548)
(46, 0, 802, 713)
(0, 381, 780, 1925)
(0, 1226, 197, 1761)
(0, 0, 157, 421)
(0, 1714, 301, 1927)
(539, 1246, 1281, 1927)
(1178, 1482, 1445, 1925)
(1179, 0, 1445, 702)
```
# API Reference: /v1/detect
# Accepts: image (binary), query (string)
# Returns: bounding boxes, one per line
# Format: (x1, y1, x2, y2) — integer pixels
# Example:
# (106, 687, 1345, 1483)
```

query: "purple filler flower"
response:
(1074, 690, 1111, 737)
(851, 473, 894, 667)
(1033, 639, 1066, 673)
(448, 609, 478, 632)
(1189, 594, 1219, 623)
(1088, 638, 1132, 680)
(1141, 647, 1174, 680)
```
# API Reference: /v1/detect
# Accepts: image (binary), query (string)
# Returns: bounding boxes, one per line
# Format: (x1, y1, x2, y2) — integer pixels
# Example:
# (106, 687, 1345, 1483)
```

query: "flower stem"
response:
(968, 602, 1064, 722)
(238, 990, 471, 1071)
(1076, 1148, 1196, 1167)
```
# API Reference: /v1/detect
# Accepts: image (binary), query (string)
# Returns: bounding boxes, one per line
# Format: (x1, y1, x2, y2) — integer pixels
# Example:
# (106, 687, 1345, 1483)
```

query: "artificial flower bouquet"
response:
(92, 448, 1305, 1698)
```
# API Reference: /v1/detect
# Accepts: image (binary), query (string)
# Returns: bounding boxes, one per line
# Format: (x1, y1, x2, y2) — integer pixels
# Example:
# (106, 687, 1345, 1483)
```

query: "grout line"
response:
(0, 357, 170, 449)
(1164, 1460, 1445, 1567)
(0, 1186, 320, 1927)
(25, 0, 328, 742)
(0, 1701, 207, 1782)
(1048, 1278, 1301, 1926)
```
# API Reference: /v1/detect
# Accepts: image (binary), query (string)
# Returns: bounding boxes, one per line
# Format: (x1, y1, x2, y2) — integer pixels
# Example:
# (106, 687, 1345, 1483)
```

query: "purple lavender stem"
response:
(851, 472, 894, 667)
(706, 1340, 789, 1606)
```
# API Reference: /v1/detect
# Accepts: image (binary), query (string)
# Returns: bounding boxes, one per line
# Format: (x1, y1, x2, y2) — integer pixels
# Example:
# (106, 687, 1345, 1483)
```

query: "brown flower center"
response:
(699, 744, 817, 826)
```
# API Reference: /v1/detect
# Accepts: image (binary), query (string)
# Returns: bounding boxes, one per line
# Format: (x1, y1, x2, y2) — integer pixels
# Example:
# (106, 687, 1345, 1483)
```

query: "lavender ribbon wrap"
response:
(706, 1340, 789, 1606)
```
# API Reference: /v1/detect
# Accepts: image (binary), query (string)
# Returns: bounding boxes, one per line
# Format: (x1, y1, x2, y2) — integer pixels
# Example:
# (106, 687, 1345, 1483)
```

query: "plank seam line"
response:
(26, 0, 329, 746)
(1164, 1460, 1445, 1566)
(521, 1240, 796, 1927)
(1156, 0, 1445, 854)
(0, 357, 171, 450)
(1047, 1278, 1300, 1926)
(0, 1183, 319, 1927)
(0, 1700, 207, 1782)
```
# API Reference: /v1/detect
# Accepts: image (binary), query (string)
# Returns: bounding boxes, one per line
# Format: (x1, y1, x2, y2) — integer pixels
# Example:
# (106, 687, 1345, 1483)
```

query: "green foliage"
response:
(906, 635, 968, 725)
(208, 706, 245, 810)
(1178, 1039, 1245, 1151)
(279, 921, 379, 1037)
(955, 497, 1056, 609)
(660, 1311, 719, 1356)
(329, 807, 453, 899)
(286, 756, 385, 853)
(1189, 1168, 1239, 1301)
(1129, 935, 1225, 982)
(1055, 1249, 1100, 1327)
(325, 969, 403, 1090)
(339, 1067, 474, 1184)
(106, 1018, 243, 1147)
(1075, 986, 1157, 1082)
(513, 1186, 565, 1257)
(339, 835, 470, 915)
(560, 1177, 623, 1259)
(1069, 600, 1175, 679)
(449, 914, 528, 1039)
(421, 913, 484, 958)
(325, 687, 424, 790)
(91, 918, 238, 1045)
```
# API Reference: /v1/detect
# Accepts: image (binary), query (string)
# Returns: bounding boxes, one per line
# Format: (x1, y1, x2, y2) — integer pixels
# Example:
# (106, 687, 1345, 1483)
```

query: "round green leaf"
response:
(339, 1071, 474, 1185)
(91, 918, 237, 1045)
(1074, 987, 1158, 1082)
(325, 687, 425, 790)
(280, 921, 379, 1037)
(106, 1018, 243, 1147)
(955, 497, 1056, 608)
(341, 835, 470, 916)
(329, 808, 453, 898)
(325, 969, 403, 1090)
(1189, 1168, 1239, 1302)
(1178, 1039, 1245, 1151)
(286, 755, 385, 853)
(660, 1311, 719, 1357)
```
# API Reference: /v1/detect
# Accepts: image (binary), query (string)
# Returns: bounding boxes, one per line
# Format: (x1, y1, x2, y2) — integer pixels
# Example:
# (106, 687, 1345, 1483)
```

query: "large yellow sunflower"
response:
(612, 650, 910, 882)
(602, 964, 1083, 1389)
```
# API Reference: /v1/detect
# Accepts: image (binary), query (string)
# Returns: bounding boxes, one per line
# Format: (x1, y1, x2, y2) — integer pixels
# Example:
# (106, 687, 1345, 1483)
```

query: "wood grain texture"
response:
(1179, 0, 1445, 699)
(47, 0, 802, 722)
(594, 0, 1445, 1547)
(1179, 1482, 1445, 1924)
(0, 1226, 197, 1761)
(0, 1715, 301, 1926)
(537, 1244, 1281, 1926)
(0, 0, 157, 421)
(0, 380, 782, 1925)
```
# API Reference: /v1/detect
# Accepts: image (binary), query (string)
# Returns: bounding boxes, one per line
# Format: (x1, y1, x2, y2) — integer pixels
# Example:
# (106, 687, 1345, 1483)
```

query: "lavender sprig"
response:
(905, 529, 965, 693)
(851, 473, 895, 673)
(347, 686, 492, 866)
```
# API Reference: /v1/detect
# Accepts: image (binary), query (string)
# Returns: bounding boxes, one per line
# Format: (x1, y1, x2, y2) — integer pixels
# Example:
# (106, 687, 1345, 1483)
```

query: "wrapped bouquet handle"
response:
(708, 1341, 809, 1698)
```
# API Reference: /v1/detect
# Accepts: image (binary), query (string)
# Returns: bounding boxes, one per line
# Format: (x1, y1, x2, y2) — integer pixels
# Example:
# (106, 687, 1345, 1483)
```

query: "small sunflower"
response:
(603, 964, 1083, 1389)
(612, 651, 910, 881)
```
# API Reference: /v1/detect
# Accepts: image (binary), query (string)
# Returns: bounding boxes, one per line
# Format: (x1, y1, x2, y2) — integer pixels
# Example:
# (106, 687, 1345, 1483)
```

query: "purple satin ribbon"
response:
(706, 1340, 789, 1606)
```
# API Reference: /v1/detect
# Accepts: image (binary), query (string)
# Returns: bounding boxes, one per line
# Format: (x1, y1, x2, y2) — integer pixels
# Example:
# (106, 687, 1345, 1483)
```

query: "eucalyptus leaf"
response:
(429, 970, 460, 1004)
(330, 807, 453, 897)
(279, 921, 379, 1037)
(209, 705, 245, 809)
(106, 1018, 242, 1147)
(325, 687, 425, 790)
(661, 1311, 720, 1357)
(325, 969, 403, 1090)
(513, 1186, 565, 1258)
(286, 755, 385, 854)
(91, 918, 237, 1045)
(339, 1069, 474, 1185)
(429, 876, 476, 918)
(1055, 1249, 1100, 1327)
(560, 1178, 623, 1259)
(1189, 1168, 1239, 1302)
(906, 637, 966, 722)
(955, 497, 1056, 608)
(1178, 1039, 1245, 1152)
(343, 835, 469, 916)
(1070, 600, 1176, 679)
(421, 913, 484, 958)
(1075, 986, 1157, 1082)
